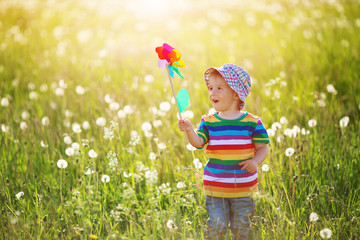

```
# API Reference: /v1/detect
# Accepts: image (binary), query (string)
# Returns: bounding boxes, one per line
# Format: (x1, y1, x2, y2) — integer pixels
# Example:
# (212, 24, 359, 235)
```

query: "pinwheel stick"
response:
(166, 64, 183, 120)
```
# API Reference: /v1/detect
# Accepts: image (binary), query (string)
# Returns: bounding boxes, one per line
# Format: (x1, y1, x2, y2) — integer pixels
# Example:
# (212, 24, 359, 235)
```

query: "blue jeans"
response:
(205, 196, 255, 240)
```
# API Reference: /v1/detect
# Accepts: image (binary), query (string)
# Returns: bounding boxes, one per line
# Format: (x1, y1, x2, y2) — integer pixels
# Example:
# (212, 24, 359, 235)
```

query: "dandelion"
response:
(65, 147, 75, 156)
(193, 158, 203, 169)
(101, 175, 110, 183)
(149, 152, 156, 160)
(326, 84, 337, 94)
(50, 102, 57, 109)
(109, 102, 120, 111)
(271, 122, 282, 131)
(301, 128, 310, 135)
(145, 74, 154, 83)
(182, 110, 194, 119)
(308, 119, 317, 127)
(117, 110, 126, 118)
(141, 122, 152, 132)
(177, 182, 186, 189)
(284, 128, 297, 138)
(104, 127, 114, 140)
(104, 94, 113, 103)
(64, 135, 72, 145)
(277, 135, 284, 143)
(85, 168, 95, 175)
(40, 140, 48, 148)
(166, 220, 178, 231)
(88, 234, 98, 240)
(96, 117, 106, 127)
(267, 128, 275, 137)
(72, 123, 82, 133)
(186, 143, 196, 151)
(16, 191, 24, 199)
(317, 99, 326, 107)
(123, 105, 134, 114)
(158, 143, 167, 150)
(20, 122, 27, 130)
(57, 159, 68, 169)
(123, 171, 132, 178)
(1, 124, 9, 132)
(320, 228, 332, 239)
(145, 170, 158, 185)
(72, 142, 80, 151)
(339, 116, 349, 128)
(29, 91, 38, 99)
(55, 87, 64, 96)
(309, 212, 319, 222)
(285, 148, 295, 157)
(262, 164, 269, 172)
(153, 120, 162, 127)
(88, 149, 97, 158)
(75, 85, 85, 95)
(41, 116, 50, 126)
(1, 97, 9, 107)
(40, 84, 48, 92)
(21, 111, 29, 120)
(159, 101, 171, 112)
(82, 121, 90, 130)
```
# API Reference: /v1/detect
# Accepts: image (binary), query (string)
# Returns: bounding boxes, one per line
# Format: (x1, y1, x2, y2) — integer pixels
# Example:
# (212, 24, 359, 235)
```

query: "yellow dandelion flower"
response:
(89, 234, 98, 239)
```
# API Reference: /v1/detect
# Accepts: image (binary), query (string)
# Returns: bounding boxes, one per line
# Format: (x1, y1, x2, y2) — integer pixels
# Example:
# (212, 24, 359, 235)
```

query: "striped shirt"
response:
(196, 112, 270, 198)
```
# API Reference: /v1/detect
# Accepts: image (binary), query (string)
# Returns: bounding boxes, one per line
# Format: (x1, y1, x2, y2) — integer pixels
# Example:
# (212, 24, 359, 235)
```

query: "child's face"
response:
(207, 74, 241, 113)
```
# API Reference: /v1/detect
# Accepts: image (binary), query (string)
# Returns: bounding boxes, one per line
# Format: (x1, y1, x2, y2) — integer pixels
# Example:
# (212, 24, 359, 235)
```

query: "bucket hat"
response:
(204, 63, 251, 110)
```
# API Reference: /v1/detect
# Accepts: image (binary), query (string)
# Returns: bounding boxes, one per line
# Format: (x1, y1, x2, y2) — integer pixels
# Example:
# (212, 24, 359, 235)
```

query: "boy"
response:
(178, 64, 269, 240)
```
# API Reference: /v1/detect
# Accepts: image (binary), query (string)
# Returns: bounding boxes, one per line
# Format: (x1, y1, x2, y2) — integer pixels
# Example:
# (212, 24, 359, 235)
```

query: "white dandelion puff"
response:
(176, 182, 186, 189)
(16, 191, 24, 199)
(71, 142, 80, 150)
(149, 152, 156, 160)
(182, 110, 194, 119)
(308, 119, 317, 127)
(117, 110, 126, 118)
(64, 135, 72, 145)
(20, 122, 27, 130)
(82, 121, 90, 130)
(271, 122, 282, 131)
(21, 111, 29, 120)
(57, 159, 68, 169)
(41, 116, 50, 126)
(123, 105, 134, 114)
(153, 120, 162, 127)
(29, 91, 38, 100)
(158, 143, 166, 150)
(109, 102, 120, 111)
(320, 228, 332, 239)
(267, 129, 275, 137)
(101, 175, 110, 183)
(159, 101, 171, 112)
(55, 87, 64, 96)
(65, 147, 75, 156)
(309, 212, 319, 222)
(123, 171, 132, 178)
(141, 122, 152, 132)
(75, 85, 85, 95)
(85, 168, 95, 175)
(40, 140, 48, 148)
(193, 158, 202, 169)
(88, 149, 97, 158)
(339, 116, 349, 128)
(262, 164, 269, 172)
(186, 143, 196, 151)
(96, 117, 106, 127)
(326, 84, 337, 94)
(285, 148, 295, 157)
(1, 124, 9, 132)
(72, 123, 82, 133)
(166, 220, 178, 231)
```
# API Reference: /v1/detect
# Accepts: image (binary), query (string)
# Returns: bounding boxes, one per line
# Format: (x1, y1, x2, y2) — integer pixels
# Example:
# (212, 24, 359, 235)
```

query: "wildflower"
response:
(64, 135, 72, 145)
(193, 158, 203, 169)
(85, 168, 95, 175)
(166, 220, 178, 231)
(50, 102, 57, 109)
(123, 105, 134, 114)
(308, 119, 317, 127)
(72, 123, 82, 133)
(141, 122, 152, 132)
(182, 110, 194, 119)
(177, 182, 186, 189)
(88, 234, 98, 240)
(159, 101, 171, 112)
(309, 212, 319, 222)
(20, 122, 27, 130)
(110, 102, 120, 111)
(1, 124, 9, 132)
(57, 159, 68, 169)
(187, 143, 196, 151)
(41, 116, 50, 126)
(101, 175, 110, 183)
(55, 87, 64, 96)
(88, 149, 97, 158)
(339, 116, 349, 128)
(145, 74, 154, 83)
(40, 84, 48, 92)
(82, 121, 90, 130)
(262, 164, 269, 172)
(16, 191, 24, 199)
(149, 152, 156, 160)
(301, 128, 310, 135)
(29, 91, 38, 99)
(267, 129, 275, 137)
(65, 147, 75, 156)
(158, 143, 166, 150)
(153, 120, 162, 127)
(277, 135, 284, 143)
(123, 171, 132, 178)
(104, 127, 114, 140)
(285, 148, 295, 157)
(72, 142, 80, 151)
(320, 228, 332, 239)
(158, 183, 171, 195)
(21, 111, 30, 120)
(96, 117, 106, 127)
(145, 170, 158, 185)
(117, 110, 126, 118)
(40, 140, 48, 148)
(75, 85, 85, 95)
(326, 84, 337, 94)
(317, 99, 326, 107)
(271, 122, 282, 131)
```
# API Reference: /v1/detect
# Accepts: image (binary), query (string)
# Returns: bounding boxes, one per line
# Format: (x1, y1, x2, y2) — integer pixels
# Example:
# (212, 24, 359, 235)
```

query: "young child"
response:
(178, 64, 269, 240)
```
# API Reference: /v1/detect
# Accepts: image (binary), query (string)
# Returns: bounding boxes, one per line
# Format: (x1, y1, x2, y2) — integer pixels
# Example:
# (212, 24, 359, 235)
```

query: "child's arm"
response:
(178, 119, 204, 148)
(239, 143, 268, 173)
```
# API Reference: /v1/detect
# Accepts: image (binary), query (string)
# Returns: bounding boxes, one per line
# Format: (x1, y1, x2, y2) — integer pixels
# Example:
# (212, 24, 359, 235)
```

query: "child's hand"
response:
(178, 119, 192, 132)
(239, 160, 258, 173)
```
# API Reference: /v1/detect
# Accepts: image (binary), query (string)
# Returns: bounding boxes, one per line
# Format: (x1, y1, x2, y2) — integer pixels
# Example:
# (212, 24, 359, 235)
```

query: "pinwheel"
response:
(155, 43, 189, 120)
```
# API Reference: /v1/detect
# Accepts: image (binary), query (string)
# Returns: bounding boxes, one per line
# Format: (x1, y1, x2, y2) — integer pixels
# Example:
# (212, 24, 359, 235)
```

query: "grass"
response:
(0, 0, 359, 239)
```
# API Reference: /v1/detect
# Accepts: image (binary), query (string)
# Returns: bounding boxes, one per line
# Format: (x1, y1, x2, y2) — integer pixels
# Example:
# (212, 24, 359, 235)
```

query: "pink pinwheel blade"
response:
(158, 59, 167, 68)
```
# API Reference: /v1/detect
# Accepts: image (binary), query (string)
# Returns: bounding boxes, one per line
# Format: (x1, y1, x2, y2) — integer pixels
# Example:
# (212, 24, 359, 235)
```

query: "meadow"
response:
(0, 0, 359, 239)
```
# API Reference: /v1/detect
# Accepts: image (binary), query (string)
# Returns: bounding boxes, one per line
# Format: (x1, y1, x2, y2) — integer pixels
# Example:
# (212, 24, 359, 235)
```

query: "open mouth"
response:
(212, 99, 219, 104)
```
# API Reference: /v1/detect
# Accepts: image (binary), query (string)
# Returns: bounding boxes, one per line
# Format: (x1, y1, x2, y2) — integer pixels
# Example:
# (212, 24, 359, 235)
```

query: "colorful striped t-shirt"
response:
(196, 112, 270, 198)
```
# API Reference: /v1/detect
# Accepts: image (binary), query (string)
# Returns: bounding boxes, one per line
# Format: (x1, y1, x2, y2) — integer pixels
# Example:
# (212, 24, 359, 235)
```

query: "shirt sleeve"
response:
(195, 117, 209, 148)
(251, 118, 270, 143)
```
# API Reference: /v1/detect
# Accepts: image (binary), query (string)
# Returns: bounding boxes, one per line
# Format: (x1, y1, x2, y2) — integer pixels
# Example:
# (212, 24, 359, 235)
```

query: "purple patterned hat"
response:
(204, 63, 251, 110)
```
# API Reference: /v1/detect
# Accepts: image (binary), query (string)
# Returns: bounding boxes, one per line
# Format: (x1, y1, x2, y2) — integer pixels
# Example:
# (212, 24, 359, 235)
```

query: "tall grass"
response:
(0, 0, 359, 239)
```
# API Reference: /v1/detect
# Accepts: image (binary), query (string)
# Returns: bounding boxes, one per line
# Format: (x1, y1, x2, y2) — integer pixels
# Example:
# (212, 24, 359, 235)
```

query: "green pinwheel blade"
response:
(170, 65, 184, 79)
(176, 88, 190, 113)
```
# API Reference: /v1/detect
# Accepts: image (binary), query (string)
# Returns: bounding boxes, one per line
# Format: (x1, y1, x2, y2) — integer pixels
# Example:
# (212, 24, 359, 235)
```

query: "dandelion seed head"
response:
(193, 158, 203, 169)
(339, 116, 349, 128)
(64, 135, 72, 145)
(55, 87, 64, 96)
(101, 175, 110, 183)
(159, 101, 171, 112)
(21, 111, 29, 120)
(82, 121, 90, 130)
(88, 149, 97, 158)
(271, 122, 282, 131)
(75, 85, 85, 95)
(40, 140, 48, 148)
(144, 74, 154, 83)
(40, 84, 48, 92)
(72, 123, 82, 133)
(65, 147, 75, 156)
(1, 97, 9, 107)
(96, 117, 106, 127)
(262, 164, 269, 172)
(320, 228, 332, 239)
(285, 147, 295, 157)
(57, 159, 68, 169)
(16, 191, 24, 199)
(29, 91, 38, 100)
(117, 110, 126, 118)
(177, 182, 186, 189)
(123, 171, 132, 178)
(308, 119, 317, 127)
(279, 117, 288, 125)
(158, 142, 166, 150)
(109, 102, 120, 111)
(267, 129, 275, 137)
(149, 152, 156, 160)
(326, 84, 337, 94)
(309, 212, 319, 222)
(141, 122, 152, 132)
(182, 110, 194, 119)
(123, 105, 134, 114)
(153, 119, 162, 128)
(20, 122, 27, 130)
(166, 220, 178, 231)
(41, 116, 50, 126)
(187, 143, 196, 151)
(85, 168, 95, 175)
(1, 124, 9, 132)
